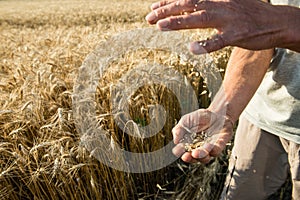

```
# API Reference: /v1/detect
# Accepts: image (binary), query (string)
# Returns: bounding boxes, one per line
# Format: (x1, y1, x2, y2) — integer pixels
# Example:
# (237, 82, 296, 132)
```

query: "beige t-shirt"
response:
(243, 0, 300, 144)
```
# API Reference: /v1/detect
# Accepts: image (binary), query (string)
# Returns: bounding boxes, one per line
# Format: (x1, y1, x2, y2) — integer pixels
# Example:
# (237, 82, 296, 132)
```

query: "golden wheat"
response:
(0, 0, 240, 199)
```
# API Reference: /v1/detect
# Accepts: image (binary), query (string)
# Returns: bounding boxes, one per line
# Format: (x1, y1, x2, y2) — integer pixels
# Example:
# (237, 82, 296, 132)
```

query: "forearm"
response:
(212, 48, 274, 123)
(279, 5, 300, 52)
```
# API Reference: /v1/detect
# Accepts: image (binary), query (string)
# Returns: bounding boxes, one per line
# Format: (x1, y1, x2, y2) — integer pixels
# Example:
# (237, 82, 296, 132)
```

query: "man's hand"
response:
(146, 0, 300, 53)
(172, 109, 233, 164)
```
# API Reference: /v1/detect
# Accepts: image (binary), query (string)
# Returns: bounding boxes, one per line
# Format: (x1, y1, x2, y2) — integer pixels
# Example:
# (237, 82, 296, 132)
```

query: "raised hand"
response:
(146, 0, 300, 53)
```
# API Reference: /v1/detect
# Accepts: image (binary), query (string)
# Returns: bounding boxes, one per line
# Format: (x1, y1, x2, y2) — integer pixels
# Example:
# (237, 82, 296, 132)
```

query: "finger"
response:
(180, 148, 212, 164)
(172, 109, 212, 144)
(172, 143, 186, 157)
(151, 0, 177, 10)
(191, 142, 212, 157)
(172, 109, 215, 145)
(190, 34, 228, 54)
(172, 124, 194, 144)
(191, 148, 208, 159)
(191, 147, 212, 164)
(156, 10, 213, 31)
(146, 0, 202, 24)
(181, 152, 200, 163)
(209, 132, 232, 157)
(197, 155, 212, 164)
(172, 125, 185, 144)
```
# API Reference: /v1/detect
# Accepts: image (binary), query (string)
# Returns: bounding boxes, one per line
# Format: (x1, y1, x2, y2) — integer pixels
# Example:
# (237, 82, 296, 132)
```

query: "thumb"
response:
(189, 34, 227, 54)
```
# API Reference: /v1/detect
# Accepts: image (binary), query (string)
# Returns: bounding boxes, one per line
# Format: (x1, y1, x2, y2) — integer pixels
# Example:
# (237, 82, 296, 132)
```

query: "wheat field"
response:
(0, 0, 291, 199)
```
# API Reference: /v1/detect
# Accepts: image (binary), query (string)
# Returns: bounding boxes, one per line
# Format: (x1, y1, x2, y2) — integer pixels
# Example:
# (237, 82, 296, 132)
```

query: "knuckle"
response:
(182, 0, 190, 5)
(210, 148, 221, 157)
(199, 10, 210, 23)
(160, 0, 167, 6)
(209, 34, 227, 50)
(159, 0, 171, 7)
(171, 16, 184, 26)
(155, 9, 163, 17)
(214, 35, 226, 49)
(184, 0, 199, 6)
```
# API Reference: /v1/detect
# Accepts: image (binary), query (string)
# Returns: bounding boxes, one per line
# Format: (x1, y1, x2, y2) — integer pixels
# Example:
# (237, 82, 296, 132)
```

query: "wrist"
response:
(207, 101, 236, 126)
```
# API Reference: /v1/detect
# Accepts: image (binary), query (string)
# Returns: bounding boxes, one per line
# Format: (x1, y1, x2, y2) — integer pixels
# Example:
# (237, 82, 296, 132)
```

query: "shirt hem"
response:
(242, 111, 300, 144)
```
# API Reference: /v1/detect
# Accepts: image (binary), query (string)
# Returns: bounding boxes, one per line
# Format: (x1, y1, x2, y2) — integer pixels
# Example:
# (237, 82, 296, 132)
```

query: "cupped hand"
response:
(172, 109, 233, 164)
(146, 0, 284, 54)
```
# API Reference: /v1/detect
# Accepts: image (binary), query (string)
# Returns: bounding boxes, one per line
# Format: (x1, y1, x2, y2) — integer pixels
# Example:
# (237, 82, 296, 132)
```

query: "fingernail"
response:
(190, 42, 207, 55)
(151, 2, 160, 10)
(191, 148, 208, 159)
(157, 19, 170, 30)
(145, 12, 156, 22)
(198, 150, 208, 159)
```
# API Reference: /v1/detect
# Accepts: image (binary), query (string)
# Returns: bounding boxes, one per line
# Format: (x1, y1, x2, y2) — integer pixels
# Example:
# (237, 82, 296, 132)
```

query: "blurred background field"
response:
(0, 0, 289, 199)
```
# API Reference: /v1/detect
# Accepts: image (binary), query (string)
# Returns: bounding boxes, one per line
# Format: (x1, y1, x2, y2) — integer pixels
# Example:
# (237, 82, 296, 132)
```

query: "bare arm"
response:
(204, 48, 274, 160)
(172, 48, 274, 163)
(146, 0, 300, 53)
(280, 5, 300, 52)
(221, 48, 274, 123)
